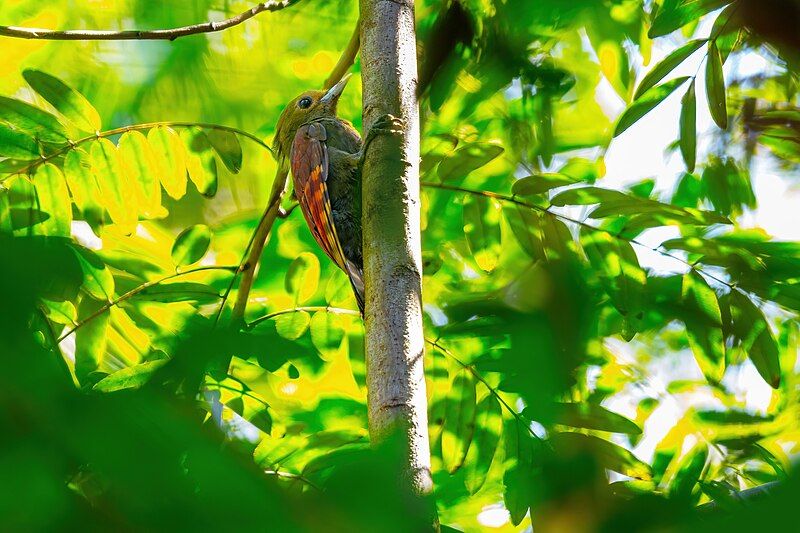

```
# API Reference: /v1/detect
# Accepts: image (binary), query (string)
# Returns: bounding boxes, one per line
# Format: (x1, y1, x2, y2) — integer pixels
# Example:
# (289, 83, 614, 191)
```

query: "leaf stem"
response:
(247, 305, 359, 329)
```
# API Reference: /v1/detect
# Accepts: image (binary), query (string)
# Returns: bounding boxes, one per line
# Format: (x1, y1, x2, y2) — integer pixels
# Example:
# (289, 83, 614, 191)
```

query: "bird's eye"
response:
(298, 97, 312, 109)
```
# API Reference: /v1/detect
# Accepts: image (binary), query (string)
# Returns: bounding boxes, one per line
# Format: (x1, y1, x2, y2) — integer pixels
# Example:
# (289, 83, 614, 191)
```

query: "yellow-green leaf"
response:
(275, 311, 311, 340)
(681, 271, 725, 382)
(63, 149, 103, 221)
(310, 311, 346, 359)
(72, 246, 114, 301)
(34, 163, 71, 237)
(205, 128, 242, 174)
(74, 296, 109, 386)
(90, 138, 138, 226)
(511, 173, 577, 196)
(463, 391, 503, 494)
(148, 126, 187, 199)
(118, 131, 163, 218)
(634, 39, 706, 99)
(285, 252, 320, 304)
(614, 77, 690, 136)
(705, 41, 728, 129)
(22, 69, 101, 132)
(171, 224, 212, 266)
(729, 291, 781, 388)
(437, 142, 504, 181)
(0, 96, 68, 143)
(679, 79, 697, 172)
(181, 128, 218, 197)
(442, 368, 478, 473)
(93, 360, 167, 392)
(0, 124, 39, 158)
(462, 194, 501, 273)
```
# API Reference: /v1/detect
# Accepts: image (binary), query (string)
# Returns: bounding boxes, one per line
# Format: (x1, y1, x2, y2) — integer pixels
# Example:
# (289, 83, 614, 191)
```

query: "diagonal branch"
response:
(324, 18, 361, 90)
(0, 1, 300, 41)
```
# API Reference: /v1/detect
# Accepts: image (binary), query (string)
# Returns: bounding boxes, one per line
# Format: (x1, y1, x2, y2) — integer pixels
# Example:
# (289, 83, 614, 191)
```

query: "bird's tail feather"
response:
(345, 260, 365, 316)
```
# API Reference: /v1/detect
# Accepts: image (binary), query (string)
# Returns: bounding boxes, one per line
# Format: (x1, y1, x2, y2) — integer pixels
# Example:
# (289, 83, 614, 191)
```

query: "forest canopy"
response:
(1, 0, 799, 531)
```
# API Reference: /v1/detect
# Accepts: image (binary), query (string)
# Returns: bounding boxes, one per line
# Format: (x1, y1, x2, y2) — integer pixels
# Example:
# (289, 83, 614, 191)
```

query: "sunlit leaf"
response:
(63, 149, 103, 221)
(729, 291, 781, 388)
(22, 69, 101, 132)
(551, 432, 652, 479)
(205, 129, 243, 174)
(552, 402, 642, 435)
(275, 311, 311, 340)
(74, 296, 109, 386)
(171, 224, 212, 266)
(136, 282, 220, 303)
(285, 252, 320, 304)
(71, 245, 114, 301)
(634, 39, 706, 99)
(681, 271, 725, 383)
(649, 0, 732, 38)
(463, 391, 502, 494)
(512, 173, 576, 196)
(504, 204, 544, 260)
(0, 124, 39, 158)
(181, 128, 218, 197)
(442, 368, 477, 473)
(42, 299, 76, 325)
(462, 194, 501, 272)
(503, 417, 535, 526)
(0, 96, 68, 143)
(310, 311, 346, 359)
(34, 163, 71, 237)
(614, 77, 690, 136)
(93, 360, 167, 392)
(668, 442, 708, 501)
(118, 131, 163, 217)
(705, 41, 728, 129)
(90, 138, 138, 226)
(679, 79, 697, 172)
(437, 142, 503, 181)
(148, 126, 187, 199)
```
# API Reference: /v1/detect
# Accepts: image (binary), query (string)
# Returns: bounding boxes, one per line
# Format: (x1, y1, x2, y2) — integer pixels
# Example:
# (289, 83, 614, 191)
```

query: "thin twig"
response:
(263, 469, 321, 490)
(58, 265, 237, 342)
(0, 1, 300, 41)
(420, 180, 736, 290)
(2, 121, 272, 182)
(323, 18, 361, 90)
(247, 305, 359, 329)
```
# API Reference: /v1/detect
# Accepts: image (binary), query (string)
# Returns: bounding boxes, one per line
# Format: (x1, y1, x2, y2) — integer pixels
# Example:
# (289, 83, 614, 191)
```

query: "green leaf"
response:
(634, 39, 706, 99)
(0, 124, 39, 158)
(462, 194, 501, 273)
(0, 96, 68, 143)
(581, 229, 646, 337)
(34, 163, 71, 237)
(669, 443, 708, 501)
(614, 77, 690, 136)
(74, 296, 109, 386)
(118, 131, 162, 217)
(551, 432, 652, 479)
(285, 252, 321, 304)
(503, 417, 535, 525)
(681, 271, 725, 383)
(171, 224, 212, 266)
(136, 282, 220, 303)
(205, 129, 242, 174)
(442, 368, 478, 473)
(512, 173, 576, 196)
(93, 360, 167, 392)
(90, 138, 138, 226)
(309, 311, 346, 359)
(181, 128, 218, 197)
(63, 149, 103, 221)
(679, 79, 697, 172)
(437, 142, 504, 181)
(148, 126, 187, 199)
(22, 69, 101, 132)
(649, 0, 732, 38)
(463, 391, 503, 494)
(705, 41, 728, 129)
(729, 291, 781, 388)
(71, 246, 114, 301)
(552, 402, 642, 435)
(504, 205, 545, 261)
(42, 299, 76, 325)
(275, 311, 311, 340)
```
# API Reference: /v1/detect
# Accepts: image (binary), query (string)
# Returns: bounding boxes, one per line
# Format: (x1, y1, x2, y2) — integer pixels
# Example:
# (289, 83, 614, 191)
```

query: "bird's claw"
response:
(359, 114, 405, 171)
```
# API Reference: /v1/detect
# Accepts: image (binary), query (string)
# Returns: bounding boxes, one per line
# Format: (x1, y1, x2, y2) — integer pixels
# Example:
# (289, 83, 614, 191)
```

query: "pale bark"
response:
(359, 0, 432, 497)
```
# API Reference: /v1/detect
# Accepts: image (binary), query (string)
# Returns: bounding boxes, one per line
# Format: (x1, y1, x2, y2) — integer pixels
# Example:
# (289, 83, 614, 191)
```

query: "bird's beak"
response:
(320, 73, 351, 104)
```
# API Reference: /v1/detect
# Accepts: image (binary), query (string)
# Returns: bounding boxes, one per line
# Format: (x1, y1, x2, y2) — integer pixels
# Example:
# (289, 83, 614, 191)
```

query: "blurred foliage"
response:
(1, 0, 800, 531)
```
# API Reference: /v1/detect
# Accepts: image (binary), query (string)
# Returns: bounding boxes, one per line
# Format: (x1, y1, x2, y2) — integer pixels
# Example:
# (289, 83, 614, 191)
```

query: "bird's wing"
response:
(290, 122, 349, 275)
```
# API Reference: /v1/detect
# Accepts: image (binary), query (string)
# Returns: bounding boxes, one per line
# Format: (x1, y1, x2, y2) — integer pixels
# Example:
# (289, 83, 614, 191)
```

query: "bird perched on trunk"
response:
(273, 74, 400, 315)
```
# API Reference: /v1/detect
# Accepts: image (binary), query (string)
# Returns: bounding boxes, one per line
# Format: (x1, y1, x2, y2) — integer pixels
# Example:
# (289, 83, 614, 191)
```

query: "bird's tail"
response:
(345, 260, 365, 317)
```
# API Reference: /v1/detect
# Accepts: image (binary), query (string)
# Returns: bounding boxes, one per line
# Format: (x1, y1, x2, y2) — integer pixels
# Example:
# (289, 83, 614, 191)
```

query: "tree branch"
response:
(360, 0, 433, 501)
(324, 18, 361, 90)
(0, 1, 300, 41)
(229, 168, 289, 328)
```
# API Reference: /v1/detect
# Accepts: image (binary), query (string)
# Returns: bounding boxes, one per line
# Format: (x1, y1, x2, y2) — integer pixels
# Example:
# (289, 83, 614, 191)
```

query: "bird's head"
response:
(273, 74, 351, 165)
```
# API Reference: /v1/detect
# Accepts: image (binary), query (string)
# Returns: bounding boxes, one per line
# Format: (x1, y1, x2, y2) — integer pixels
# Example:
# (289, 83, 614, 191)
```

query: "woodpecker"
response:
(273, 74, 400, 315)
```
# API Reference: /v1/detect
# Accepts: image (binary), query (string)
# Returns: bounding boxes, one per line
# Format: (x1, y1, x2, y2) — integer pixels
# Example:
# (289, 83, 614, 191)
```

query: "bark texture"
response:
(359, 0, 432, 496)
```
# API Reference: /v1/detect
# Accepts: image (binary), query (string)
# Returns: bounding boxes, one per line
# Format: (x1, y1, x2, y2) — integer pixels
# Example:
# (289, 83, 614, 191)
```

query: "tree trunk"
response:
(359, 0, 432, 498)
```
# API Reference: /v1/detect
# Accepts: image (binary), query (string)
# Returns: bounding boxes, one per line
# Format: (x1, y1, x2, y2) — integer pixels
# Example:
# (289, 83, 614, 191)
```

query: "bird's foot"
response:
(359, 114, 405, 170)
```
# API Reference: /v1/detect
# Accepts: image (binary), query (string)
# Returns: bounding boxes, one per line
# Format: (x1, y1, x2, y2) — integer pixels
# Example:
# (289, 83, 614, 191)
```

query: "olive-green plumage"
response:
(273, 75, 365, 312)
